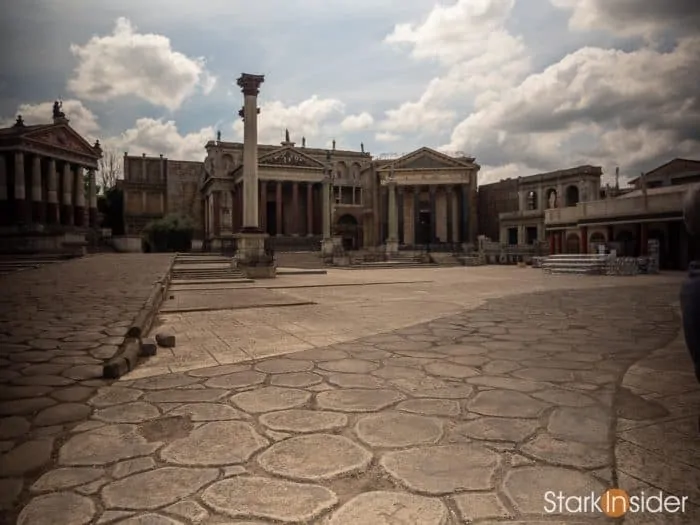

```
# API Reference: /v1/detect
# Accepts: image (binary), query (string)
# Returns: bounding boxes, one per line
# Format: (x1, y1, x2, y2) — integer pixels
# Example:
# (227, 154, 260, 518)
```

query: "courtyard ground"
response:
(0, 255, 698, 524)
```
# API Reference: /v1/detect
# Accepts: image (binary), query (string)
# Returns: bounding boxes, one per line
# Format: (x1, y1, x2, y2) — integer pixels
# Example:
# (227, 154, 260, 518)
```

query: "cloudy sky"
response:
(1, 0, 698, 184)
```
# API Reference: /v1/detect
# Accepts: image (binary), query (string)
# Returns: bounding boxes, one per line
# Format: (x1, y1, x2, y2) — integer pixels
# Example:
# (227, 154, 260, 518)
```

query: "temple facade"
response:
(201, 137, 479, 252)
(0, 104, 101, 254)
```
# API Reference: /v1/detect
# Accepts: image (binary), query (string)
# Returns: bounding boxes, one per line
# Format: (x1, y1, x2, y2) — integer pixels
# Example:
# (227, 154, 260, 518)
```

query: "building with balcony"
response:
(492, 165, 603, 246)
(545, 158, 700, 269)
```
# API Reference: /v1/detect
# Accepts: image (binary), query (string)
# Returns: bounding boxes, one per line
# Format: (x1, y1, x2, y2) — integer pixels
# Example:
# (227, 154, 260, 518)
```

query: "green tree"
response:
(144, 214, 194, 252)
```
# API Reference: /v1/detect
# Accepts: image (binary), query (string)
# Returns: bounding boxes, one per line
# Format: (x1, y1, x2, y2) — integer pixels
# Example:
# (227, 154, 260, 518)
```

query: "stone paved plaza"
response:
(1, 255, 699, 524)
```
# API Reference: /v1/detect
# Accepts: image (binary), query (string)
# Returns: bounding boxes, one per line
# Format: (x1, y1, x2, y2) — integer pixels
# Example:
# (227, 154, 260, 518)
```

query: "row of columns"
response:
(384, 184, 470, 244)
(0, 152, 98, 228)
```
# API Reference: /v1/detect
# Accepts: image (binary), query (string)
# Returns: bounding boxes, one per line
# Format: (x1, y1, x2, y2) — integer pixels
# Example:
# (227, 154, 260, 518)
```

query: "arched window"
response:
(565, 185, 580, 207)
(527, 190, 538, 210)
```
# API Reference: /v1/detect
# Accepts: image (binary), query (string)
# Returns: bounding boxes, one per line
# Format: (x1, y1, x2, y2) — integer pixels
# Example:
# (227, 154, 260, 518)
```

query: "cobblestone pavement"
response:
(0, 254, 173, 522)
(4, 280, 699, 524)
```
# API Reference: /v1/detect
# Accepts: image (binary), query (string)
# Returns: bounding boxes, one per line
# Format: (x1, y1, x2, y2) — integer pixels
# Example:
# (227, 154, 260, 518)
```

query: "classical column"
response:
(413, 185, 422, 246)
(88, 169, 98, 227)
(237, 73, 265, 232)
(429, 186, 437, 244)
(397, 186, 404, 244)
(212, 191, 221, 236)
(386, 178, 398, 253)
(445, 186, 453, 244)
(322, 176, 331, 239)
(306, 183, 314, 235)
(31, 155, 45, 224)
(259, 180, 267, 233)
(579, 226, 588, 254)
(548, 232, 555, 254)
(292, 181, 300, 235)
(0, 154, 7, 226)
(61, 162, 73, 226)
(74, 167, 86, 227)
(460, 184, 470, 244)
(141, 153, 147, 181)
(46, 159, 59, 225)
(639, 223, 648, 256)
(14, 152, 30, 224)
(275, 181, 283, 235)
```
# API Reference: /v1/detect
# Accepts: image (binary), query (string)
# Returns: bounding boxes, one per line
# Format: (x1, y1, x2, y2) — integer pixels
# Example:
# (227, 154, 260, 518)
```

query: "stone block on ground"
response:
(140, 338, 157, 357)
(155, 331, 176, 348)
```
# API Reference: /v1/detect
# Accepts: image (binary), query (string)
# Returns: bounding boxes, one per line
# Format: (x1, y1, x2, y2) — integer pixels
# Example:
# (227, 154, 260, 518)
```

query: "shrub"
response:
(143, 214, 194, 252)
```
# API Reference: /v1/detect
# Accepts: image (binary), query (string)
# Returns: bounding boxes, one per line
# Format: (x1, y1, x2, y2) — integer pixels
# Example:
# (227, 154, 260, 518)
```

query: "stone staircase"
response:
(351, 252, 437, 269)
(170, 253, 253, 283)
(429, 253, 463, 267)
(541, 254, 609, 275)
(0, 254, 71, 276)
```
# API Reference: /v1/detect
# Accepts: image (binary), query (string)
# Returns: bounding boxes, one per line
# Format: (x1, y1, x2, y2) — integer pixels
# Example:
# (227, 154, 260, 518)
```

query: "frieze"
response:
(261, 150, 322, 168)
(14, 143, 99, 169)
(380, 171, 471, 186)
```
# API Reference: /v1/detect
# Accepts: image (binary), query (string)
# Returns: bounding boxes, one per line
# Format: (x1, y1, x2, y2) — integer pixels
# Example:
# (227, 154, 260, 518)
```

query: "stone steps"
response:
(542, 254, 608, 275)
(170, 254, 251, 282)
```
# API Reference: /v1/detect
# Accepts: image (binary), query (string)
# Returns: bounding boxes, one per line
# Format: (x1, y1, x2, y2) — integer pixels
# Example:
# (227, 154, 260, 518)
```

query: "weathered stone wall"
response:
(166, 160, 205, 239)
(477, 178, 518, 241)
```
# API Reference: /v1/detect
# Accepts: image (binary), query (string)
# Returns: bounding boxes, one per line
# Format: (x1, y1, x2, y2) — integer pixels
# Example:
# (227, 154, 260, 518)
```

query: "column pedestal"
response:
(74, 207, 85, 228)
(15, 200, 31, 225)
(33, 202, 47, 225)
(384, 239, 399, 256)
(233, 232, 275, 278)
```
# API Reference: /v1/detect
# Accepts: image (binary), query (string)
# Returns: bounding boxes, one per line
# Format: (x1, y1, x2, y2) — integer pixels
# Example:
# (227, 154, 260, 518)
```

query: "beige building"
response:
(201, 137, 480, 252)
(496, 165, 603, 247)
(545, 158, 700, 269)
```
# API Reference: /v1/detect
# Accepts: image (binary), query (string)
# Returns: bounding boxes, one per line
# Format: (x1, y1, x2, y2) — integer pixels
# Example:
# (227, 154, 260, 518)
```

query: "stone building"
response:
(0, 103, 101, 254)
(477, 178, 518, 241)
(201, 137, 480, 252)
(120, 153, 204, 240)
(545, 158, 700, 269)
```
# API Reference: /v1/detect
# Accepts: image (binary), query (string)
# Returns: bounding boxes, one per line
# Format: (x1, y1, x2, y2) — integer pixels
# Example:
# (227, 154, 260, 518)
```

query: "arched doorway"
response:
(615, 230, 635, 257)
(335, 214, 361, 251)
(565, 233, 580, 254)
(565, 185, 580, 207)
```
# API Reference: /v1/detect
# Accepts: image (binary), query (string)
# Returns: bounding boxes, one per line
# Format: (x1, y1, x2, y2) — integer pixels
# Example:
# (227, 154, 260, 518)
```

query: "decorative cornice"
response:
(237, 73, 265, 96)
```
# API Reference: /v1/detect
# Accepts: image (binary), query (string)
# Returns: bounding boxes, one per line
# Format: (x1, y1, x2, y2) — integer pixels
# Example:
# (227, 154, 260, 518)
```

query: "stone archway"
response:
(335, 214, 361, 251)
(565, 233, 580, 254)
(565, 185, 580, 207)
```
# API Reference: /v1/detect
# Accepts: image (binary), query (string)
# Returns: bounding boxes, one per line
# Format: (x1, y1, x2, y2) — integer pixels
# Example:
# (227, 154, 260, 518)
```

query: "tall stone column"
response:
(579, 226, 588, 254)
(397, 186, 404, 245)
(88, 169, 98, 227)
(61, 162, 74, 226)
(0, 154, 7, 226)
(385, 176, 398, 254)
(259, 180, 267, 233)
(237, 73, 265, 232)
(31, 155, 45, 224)
(14, 152, 30, 224)
(275, 181, 283, 235)
(47, 159, 59, 225)
(460, 184, 470, 244)
(292, 182, 299, 235)
(445, 186, 453, 244)
(413, 185, 422, 245)
(429, 186, 437, 244)
(74, 167, 86, 227)
(306, 183, 314, 236)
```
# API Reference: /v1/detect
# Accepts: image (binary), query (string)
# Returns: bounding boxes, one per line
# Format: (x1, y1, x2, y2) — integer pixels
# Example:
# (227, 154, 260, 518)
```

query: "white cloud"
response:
(375, 132, 400, 142)
(379, 0, 530, 136)
(232, 95, 345, 146)
(109, 118, 215, 161)
(68, 17, 216, 111)
(550, 0, 700, 39)
(340, 112, 374, 132)
(0, 99, 100, 140)
(443, 35, 700, 179)
(479, 163, 529, 185)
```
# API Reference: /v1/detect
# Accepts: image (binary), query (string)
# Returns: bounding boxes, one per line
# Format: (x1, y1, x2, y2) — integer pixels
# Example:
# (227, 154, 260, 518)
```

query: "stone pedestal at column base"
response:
(385, 239, 399, 257)
(61, 205, 74, 226)
(233, 232, 276, 279)
(321, 238, 335, 257)
(47, 203, 60, 225)
(32, 202, 46, 224)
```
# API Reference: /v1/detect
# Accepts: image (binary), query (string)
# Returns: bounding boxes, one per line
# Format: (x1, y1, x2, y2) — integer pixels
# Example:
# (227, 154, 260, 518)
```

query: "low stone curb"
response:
(103, 254, 178, 378)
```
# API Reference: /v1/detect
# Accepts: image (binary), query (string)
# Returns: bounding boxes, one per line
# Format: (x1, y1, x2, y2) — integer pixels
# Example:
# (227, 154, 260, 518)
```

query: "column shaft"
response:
(413, 186, 421, 245)
(74, 167, 86, 227)
(275, 182, 283, 235)
(292, 182, 300, 235)
(0, 154, 7, 226)
(429, 186, 437, 243)
(14, 152, 30, 224)
(397, 187, 404, 244)
(242, 94, 260, 230)
(47, 159, 59, 225)
(88, 169, 98, 227)
(579, 226, 588, 254)
(306, 183, 314, 235)
(61, 162, 74, 226)
(322, 181, 331, 239)
(31, 155, 45, 224)
(445, 186, 453, 245)
(259, 180, 268, 233)
(460, 184, 470, 243)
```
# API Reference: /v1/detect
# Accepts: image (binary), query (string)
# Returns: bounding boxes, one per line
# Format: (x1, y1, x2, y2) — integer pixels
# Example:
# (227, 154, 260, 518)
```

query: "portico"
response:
(0, 105, 102, 254)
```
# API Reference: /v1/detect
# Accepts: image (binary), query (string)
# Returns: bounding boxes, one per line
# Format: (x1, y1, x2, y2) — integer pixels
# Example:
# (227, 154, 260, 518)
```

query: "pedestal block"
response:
(385, 240, 399, 257)
(234, 232, 276, 278)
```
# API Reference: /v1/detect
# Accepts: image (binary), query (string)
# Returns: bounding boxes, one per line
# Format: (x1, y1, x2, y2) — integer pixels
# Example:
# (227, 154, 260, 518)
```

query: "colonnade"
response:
(0, 151, 98, 228)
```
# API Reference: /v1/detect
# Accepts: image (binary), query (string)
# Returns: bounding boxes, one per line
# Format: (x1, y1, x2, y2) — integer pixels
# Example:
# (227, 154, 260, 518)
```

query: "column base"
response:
(74, 206, 86, 228)
(385, 239, 399, 257)
(13, 199, 31, 225)
(46, 203, 60, 225)
(89, 208, 98, 228)
(32, 201, 46, 224)
(233, 232, 276, 279)
(239, 226, 265, 234)
(61, 204, 74, 226)
(321, 238, 335, 257)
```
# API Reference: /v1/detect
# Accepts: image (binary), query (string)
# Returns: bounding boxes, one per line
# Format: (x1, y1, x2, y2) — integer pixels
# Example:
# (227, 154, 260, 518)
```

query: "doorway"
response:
(336, 214, 359, 251)
(526, 226, 538, 244)
(266, 201, 277, 236)
(415, 211, 431, 245)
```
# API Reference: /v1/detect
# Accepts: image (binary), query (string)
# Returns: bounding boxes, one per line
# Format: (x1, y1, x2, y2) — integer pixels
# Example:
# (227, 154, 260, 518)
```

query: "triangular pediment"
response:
(258, 147, 324, 168)
(380, 147, 472, 171)
(25, 124, 99, 158)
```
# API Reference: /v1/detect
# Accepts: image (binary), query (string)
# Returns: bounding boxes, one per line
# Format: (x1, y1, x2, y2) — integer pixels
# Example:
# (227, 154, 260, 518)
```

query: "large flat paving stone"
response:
(328, 491, 449, 524)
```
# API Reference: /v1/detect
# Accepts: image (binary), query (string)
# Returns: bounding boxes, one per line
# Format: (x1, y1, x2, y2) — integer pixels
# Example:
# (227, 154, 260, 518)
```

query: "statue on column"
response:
(53, 100, 65, 119)
(332, 139, 336, 150)
(302, 137, 306, 147)
(361, 142, 364, 153)
(216, 130, 221, 142)
(285, 128, 290, 143)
